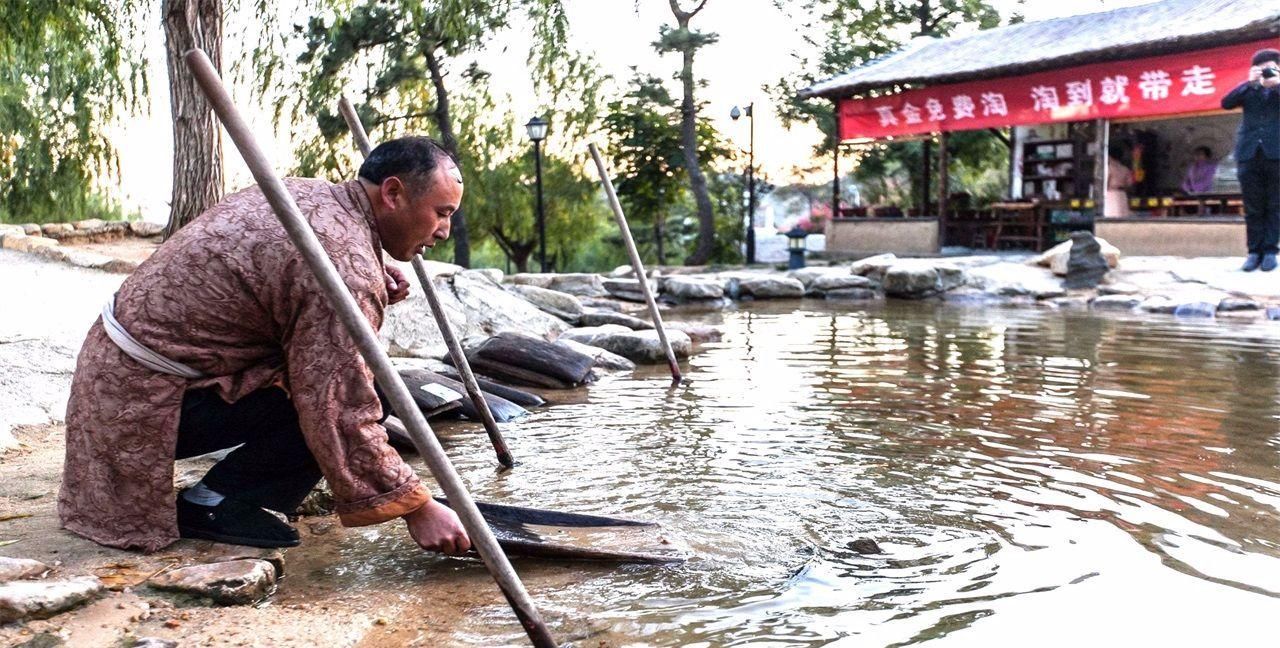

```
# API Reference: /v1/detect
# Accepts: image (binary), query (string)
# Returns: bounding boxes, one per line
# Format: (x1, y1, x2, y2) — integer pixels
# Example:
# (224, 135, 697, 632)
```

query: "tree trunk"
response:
(162, 0, 223, 239)
(669, 5, 715, 266)
(424, 48, 470, 268)
(653, 216, 665, 266)
(492, 227, 534, 273)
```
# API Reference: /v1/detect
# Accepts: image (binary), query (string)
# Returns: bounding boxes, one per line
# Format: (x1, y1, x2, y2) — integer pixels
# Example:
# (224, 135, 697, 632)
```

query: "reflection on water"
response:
(333, 301, 1280, 645)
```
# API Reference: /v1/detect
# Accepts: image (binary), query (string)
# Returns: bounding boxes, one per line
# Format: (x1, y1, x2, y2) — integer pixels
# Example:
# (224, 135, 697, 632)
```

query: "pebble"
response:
(0, 576, 104, 623)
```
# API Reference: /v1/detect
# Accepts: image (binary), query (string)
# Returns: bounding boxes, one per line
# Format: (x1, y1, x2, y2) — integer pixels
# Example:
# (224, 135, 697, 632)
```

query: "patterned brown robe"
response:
(59, 178, 430, 552)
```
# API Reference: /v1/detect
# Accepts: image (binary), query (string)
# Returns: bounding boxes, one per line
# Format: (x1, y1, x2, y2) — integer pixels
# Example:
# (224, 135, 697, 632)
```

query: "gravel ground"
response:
(0, 249, 123, 450)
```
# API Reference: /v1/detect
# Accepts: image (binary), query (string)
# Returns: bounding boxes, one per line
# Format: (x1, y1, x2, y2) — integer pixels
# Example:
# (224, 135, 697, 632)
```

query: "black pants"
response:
(175, 385, 395, 514)
(1239, 155, 1280, 255)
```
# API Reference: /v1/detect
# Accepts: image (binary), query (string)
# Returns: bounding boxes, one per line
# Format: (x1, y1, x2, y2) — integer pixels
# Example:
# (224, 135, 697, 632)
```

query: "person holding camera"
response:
(1222, 48, 1280, 272)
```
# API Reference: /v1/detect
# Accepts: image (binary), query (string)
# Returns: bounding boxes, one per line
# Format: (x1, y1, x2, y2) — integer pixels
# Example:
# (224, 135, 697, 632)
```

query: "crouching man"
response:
(59, 137, 471, 555)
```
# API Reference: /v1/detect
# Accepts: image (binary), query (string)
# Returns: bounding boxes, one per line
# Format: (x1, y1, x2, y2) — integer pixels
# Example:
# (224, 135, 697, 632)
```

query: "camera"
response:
(1263, 67, 1280, 80)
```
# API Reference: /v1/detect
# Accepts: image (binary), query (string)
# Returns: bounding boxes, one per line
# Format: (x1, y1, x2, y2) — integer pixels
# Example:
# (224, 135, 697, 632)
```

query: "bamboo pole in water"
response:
(588, 144, 683, 385)
(338, 96, 514, 469)
(183, 50, 555, 647)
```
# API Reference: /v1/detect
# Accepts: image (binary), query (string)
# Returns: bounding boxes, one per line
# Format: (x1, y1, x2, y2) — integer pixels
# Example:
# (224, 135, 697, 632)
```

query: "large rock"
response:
(40, 223, 74, 237)
(129, 221, 165, 237)
(382, 268, 567, 358)
(788, 266, 850, 288)
(1035, 235, 1120, 276)
(881, 261, 964, 298)
(964, 262, 1065, 299)
(807, 274, 877, 296)
(578, 309, 654, 330)
(726, 275, 804, 300)
(850, 253, 898, 282)
(664, 321, 723, 343)
(570, 329, 692, 363)
(1090, 294, 1141, 311)
(663, 276, 724, 300)
(556, 338, 636, 372)
(1064, 232, 1109, 289)
(825, 287, 879, 300)
(0, 576, 104, 623)
(506, 284, 583, 323)
(559, 324, 632, 347)
(603, 277, 656, 303)
(548, 273, 608, 297)
(509, 273, 555, 289)
(72, 218, 106, 231)
(0, 557, 49, 583)
(148, 559, 277, 605)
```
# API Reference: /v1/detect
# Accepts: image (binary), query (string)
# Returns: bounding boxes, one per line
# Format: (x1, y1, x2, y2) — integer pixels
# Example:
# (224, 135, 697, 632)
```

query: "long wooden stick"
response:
(338, 97, 514, 469)
(183, 50, 555, 648)
(588, 144, 683, 384)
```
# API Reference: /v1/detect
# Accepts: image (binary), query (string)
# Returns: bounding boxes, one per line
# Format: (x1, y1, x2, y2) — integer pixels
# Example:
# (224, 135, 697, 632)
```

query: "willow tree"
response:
(0, 1, 143, 223)
(273, 0, 573, 268)
(655, 0, 718, 266)
(161, 0, 224, 238)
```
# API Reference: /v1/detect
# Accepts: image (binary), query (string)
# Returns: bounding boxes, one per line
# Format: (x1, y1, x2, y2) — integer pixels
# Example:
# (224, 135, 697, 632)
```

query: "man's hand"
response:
(404, 499, 471, 555)
(1249, 65, 1262, 84)
(385, 265, 410, 305)
(1262, 66, 1280, 89)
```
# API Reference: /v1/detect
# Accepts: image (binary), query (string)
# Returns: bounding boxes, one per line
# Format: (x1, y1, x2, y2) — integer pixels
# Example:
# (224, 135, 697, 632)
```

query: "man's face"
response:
(374, 164, 463, 262)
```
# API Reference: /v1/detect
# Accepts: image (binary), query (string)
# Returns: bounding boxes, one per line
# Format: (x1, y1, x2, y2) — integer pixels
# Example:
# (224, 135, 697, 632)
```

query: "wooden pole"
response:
(587, 144, 682, 385)
(337, 97, 514, 470)
(184, 51, 555, 648)
(937, 131, 949, 252)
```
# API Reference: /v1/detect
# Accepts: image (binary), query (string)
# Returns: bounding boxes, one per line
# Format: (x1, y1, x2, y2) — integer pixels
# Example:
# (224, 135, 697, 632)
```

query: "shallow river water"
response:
(319, 301, 1280, 646)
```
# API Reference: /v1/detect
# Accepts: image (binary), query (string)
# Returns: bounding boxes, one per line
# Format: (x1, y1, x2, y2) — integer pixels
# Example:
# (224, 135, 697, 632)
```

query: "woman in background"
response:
(1104, 144, 1134, 217)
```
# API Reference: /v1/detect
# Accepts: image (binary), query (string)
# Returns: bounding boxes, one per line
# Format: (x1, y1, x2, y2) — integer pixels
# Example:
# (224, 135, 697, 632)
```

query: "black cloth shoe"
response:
(177, 492, 301, 548)
(1263, 254, 1277, 272)
(1242, 254, 1262, 272)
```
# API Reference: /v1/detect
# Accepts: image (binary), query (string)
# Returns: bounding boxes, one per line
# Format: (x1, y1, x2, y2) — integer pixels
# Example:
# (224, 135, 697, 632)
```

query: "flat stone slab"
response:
(727, 275, 804, 300)
(506, 284, 583, 323)
(662, 276, 724, 300)
(0, 576, 104, 623)
(808, 274, 877, 295)
(1091, 295, 1141, 311)
(602, 278, 656, 303)
(571, 330, 692, 363)
(148, 559, 277, 606)
(556, 338, 636, 371)
(664, 321, 723, 343)
(578, 310, 654, 330)
(825, 287, 879, 300)
(881, 260, 964, 298)
(0, 557, 49, 583)
(787, 266, 850, 288)
(559, 324, 633, 347)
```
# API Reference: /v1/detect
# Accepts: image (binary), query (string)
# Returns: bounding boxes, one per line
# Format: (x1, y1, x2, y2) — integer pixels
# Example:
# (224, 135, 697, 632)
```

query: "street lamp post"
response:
(730, 103, 756, 265)
(525, 116, 549, 273)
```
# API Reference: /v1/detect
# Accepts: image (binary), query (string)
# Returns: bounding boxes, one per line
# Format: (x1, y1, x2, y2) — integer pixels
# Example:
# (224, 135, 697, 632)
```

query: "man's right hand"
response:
(404, 499, 471, 555)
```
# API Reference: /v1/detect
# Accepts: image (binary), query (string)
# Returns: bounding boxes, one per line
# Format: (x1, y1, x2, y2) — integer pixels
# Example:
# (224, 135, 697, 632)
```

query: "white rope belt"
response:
(100, 295, 205, 379)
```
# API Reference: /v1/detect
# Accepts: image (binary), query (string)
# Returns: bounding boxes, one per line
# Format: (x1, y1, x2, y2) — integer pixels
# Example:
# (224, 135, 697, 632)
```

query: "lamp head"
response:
(525, 116, 549, 142)
(730, 106, 741, 120)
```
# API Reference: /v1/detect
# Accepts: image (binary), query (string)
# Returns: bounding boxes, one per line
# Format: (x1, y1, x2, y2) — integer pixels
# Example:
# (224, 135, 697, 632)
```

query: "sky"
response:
(111, 0, 1158, 222)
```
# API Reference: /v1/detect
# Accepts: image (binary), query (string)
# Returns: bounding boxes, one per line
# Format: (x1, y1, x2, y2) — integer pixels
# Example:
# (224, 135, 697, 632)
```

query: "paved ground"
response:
(0, 249, 124, 449)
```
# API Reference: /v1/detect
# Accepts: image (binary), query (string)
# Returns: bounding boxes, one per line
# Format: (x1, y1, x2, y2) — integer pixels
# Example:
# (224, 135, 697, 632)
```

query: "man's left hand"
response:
(385, 265, 410, 305)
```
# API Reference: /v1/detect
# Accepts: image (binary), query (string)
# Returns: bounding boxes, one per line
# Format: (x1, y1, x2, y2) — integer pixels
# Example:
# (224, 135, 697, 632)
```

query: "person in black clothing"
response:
(1222, 48, 1280, 272)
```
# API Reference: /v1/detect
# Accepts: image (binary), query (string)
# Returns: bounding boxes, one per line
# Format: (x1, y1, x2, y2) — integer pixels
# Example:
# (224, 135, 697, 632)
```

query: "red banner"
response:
(837, 39, 1276, 141)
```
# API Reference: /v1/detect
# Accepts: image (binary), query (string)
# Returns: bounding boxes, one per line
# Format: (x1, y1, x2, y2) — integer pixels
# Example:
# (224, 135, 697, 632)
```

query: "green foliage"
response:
(0, 1, 144, 223)
(768, 0, 1019, 209)
(601, 72, 740, 265)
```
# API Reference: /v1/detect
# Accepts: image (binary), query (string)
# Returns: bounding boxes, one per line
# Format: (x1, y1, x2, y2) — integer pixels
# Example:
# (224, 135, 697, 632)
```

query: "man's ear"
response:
(380, 176, 407, 209)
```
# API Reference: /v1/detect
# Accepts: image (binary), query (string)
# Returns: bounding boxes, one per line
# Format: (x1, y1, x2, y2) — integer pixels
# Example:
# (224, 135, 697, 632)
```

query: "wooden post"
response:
(1095, 118, 1109, 218)
(937, 131, 949, 250)
(588, 144, 683, 385)
(184, 51, 554, 647)
(337, 97, 514, 469)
